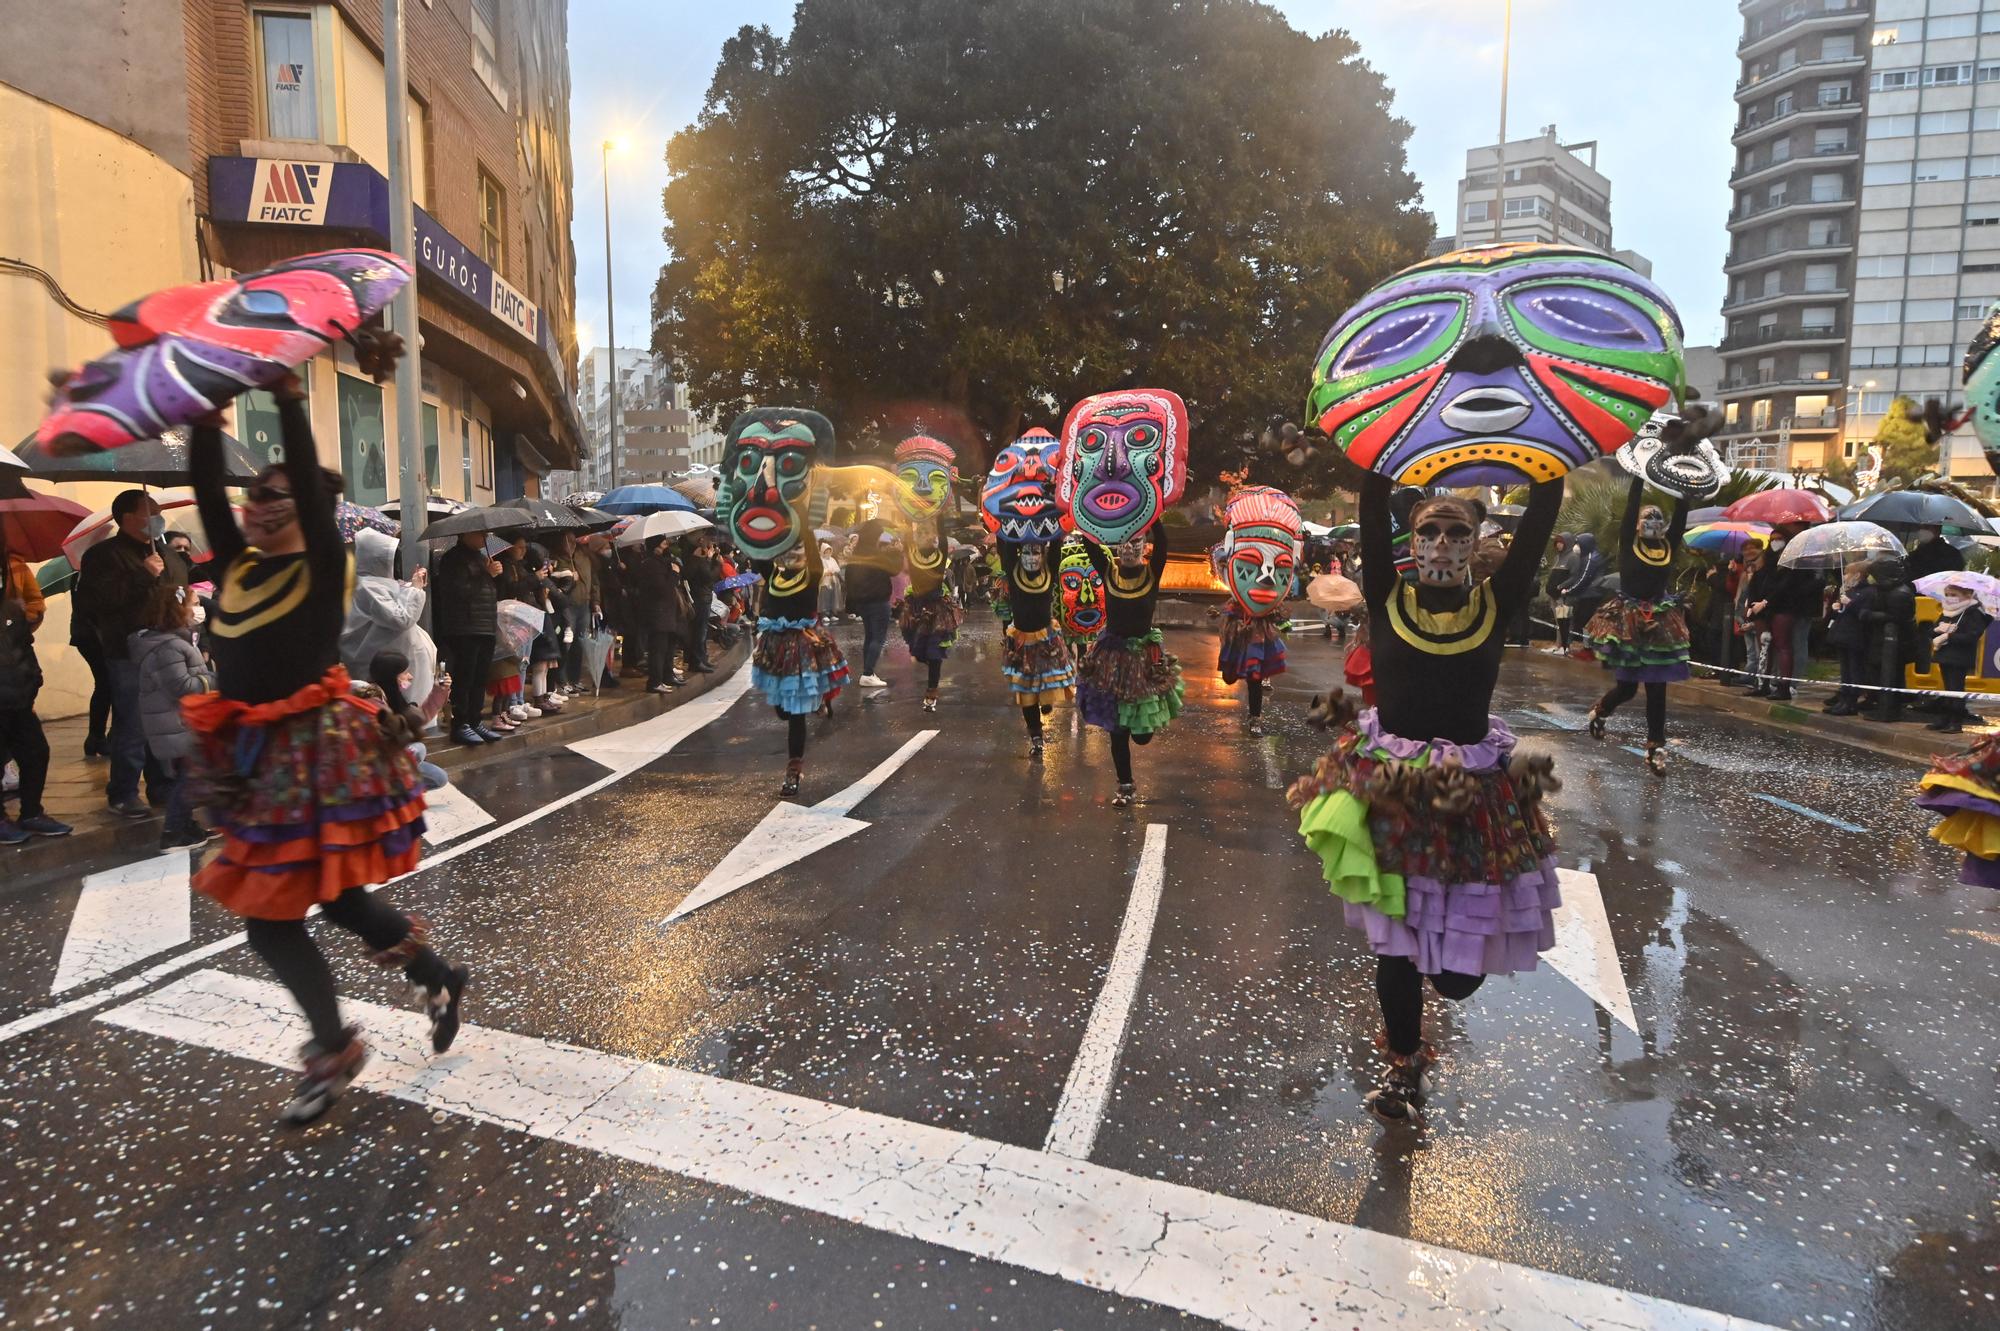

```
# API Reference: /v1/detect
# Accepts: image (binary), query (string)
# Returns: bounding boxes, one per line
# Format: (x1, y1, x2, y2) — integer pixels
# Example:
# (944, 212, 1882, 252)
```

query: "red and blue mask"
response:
(717, 407, 837, 561)
(981, 428, 1062, 543)
(1058, 389, 1189, 546)
(1307, 243, 1683, 487)
(1220, 487, 1302, 617)
(1058, 540, 1105, 636)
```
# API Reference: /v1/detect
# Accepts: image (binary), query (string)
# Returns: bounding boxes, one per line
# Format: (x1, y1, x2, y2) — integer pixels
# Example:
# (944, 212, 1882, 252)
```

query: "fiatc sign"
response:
(248, 160, 331, 226)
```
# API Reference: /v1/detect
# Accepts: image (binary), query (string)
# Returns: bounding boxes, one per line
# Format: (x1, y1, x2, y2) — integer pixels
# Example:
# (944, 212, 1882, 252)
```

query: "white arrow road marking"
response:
(419, 783, 495, 846)
(663, 731, 938, 924)
(1045, 823, 1168, 1160)
(568, 667, 753, 773)
(99, 968, 1782, 1331)
(0, 664, 755, 1047)
(1546, 868, 1638, 1034)
(51, 851, 192, 994)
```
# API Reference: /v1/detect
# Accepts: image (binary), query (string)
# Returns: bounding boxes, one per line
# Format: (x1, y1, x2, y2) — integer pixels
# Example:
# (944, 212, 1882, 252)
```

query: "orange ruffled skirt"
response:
(183, 666, 427, 921)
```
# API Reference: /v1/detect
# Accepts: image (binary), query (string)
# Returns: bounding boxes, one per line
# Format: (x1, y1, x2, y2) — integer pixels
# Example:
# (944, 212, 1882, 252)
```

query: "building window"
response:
(255, 9, 321, 140)
(1807, 218, 1842, 245)
(1854, 301, 1901, 323)
(1900, 346, 1951, 366)
(1816, 81, 1851, 106)
(471, 0, 508, 109)
(1919, 109, 1970, 134)
(336, 374, 390, 506)
(1752, 399, 1773, 430)
(1809, 172, 1844, 201)
(1924, 64, 1974, 88)
(1958, 301, 1992, 320)
(1855, 254, 1906, 279)
(422, 402, 442, 490)
(1822, 34, 1856, 61)
(1725, 402, 1741, 427)
(1803, 262, 1840, 292)
(1502, 196, 1548, 220)
(1868, 114, 1916, 139)
(1861, 391, 1893, 417)
(1863, 161, 1912, 186)
(1973, 155, 2000, 179)
(1464, 200, 1490, 223)
(1982, 62, 2000, 83)
(1928, 14, 1977, 40)
(1908, 252, 1959, 277)
(1970, 207, 2000, 227)
(478, 169, 507, 270)
(1814, 128, 1849, 155)
(1795, 394, 1831, 420)
(1915, 159, 1966, 183)
(1976, 107, 2000, 131)
(1871, 26, 1901, 48)
(1870, 69, 1917, 91)
(1800, 306, 1837, 333)
(1798, 352, 1833, 381)
(1905, 297, 1955, 322)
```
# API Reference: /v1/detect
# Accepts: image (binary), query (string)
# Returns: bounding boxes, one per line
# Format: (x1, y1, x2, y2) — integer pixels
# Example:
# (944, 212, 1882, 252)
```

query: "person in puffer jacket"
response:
(341, 528, 438, 717)
(129, 582, 213, 852)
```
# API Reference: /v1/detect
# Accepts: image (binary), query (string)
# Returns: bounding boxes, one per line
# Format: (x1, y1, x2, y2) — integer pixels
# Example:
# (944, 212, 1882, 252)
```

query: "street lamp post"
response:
(602, 138, 623, 490)
(1493, 0, 1513, 243)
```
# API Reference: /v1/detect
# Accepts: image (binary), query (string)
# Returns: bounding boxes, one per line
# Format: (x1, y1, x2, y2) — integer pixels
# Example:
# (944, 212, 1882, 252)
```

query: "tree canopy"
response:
(653, 0, 1431, 477)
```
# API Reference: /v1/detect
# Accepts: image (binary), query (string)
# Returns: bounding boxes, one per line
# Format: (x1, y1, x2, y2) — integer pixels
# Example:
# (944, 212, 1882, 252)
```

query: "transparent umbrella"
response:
(1777, 520, 1904, 570)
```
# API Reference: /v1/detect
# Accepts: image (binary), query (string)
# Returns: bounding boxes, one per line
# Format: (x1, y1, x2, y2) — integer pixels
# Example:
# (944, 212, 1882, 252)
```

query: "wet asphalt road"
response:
(1, 609, 1997, 1331)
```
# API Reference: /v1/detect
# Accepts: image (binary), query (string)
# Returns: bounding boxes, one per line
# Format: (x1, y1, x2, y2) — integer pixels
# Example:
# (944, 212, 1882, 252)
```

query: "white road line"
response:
(100, 968, 1782, 1331)
(663, 731, 938, 924)
(1044, 822, 1168, 1160)
(1546, 869, 1639, 1034)
(566, 669, 752, 773)
(0, 665, 753, 1048)
(419, 782, 496, 846)
(50, 851, 191, 994)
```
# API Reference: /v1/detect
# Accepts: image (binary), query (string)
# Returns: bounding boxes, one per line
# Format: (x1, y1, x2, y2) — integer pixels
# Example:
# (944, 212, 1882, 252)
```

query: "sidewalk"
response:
(1536, 647, 1978, 767)
(5, 637, 750, 871)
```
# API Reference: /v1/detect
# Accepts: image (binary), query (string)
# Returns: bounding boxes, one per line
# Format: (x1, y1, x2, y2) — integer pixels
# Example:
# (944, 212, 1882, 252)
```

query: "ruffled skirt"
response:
(898, 590, 963, 662)
(183, 666, 426, 922)
(1288, 709, 1560, 976)
(1916, 736, 2000, 889)
(1003, 625, 1076, 705)
(1217, 607, 1287, 684)
(752, 616, 850, 715)
(1077, 628, 1185, 734)
(1585, 594, 1690, 683)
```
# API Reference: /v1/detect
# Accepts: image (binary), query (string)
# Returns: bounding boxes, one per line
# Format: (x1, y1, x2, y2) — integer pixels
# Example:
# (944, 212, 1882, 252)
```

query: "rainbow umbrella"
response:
(1685, 521, 1771, 556)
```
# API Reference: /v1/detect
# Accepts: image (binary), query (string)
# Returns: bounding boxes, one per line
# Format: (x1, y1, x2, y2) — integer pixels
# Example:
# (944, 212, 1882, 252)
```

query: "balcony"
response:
(1718, 372, 1844, 394)
(1735, 54, 1867, 102)
(1723, 235, 1853, 273)
(1738, 2, 1870, 60)
(1718, 322, 1845, 351)
(1723, 282, 1849, 315)
(1727, 190, 1854, 229)
(1731, 144, 1857, 184)
(1732, 93, 1861, 143)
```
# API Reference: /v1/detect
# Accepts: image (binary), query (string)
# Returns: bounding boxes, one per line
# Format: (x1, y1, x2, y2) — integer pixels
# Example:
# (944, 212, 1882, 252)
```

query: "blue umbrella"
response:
(596, 484, 697, 515)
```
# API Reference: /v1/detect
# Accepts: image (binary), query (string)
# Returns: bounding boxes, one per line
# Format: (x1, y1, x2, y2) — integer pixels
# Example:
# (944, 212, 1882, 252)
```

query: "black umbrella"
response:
(419, 505, 534, 541)
(502, 495, 589, 531)
(570, 505, 620, 532)
(13, 425, 260, 485)
(1838, 490, 1989, 530)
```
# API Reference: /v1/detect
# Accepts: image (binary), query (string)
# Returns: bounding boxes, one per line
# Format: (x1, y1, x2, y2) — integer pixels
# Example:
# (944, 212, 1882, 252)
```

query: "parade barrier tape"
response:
(1683, 658, 1998, 705)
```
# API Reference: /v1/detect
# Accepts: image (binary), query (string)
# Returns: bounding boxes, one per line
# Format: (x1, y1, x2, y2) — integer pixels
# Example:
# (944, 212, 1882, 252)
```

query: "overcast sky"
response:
(567, 0, 1742, 362)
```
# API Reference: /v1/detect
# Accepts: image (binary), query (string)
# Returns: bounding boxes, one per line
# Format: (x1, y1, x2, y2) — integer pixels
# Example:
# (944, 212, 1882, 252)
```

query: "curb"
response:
(1538, 650, 1965, 768)
(7, 638, 751, 873)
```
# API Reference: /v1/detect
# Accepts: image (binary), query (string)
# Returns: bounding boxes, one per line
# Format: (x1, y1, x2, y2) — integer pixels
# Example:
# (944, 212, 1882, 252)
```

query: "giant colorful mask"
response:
(1058, 389, 1189, 545)
(982, 427, 1063, 543)
(716, 407, 837, 561)
(1307, 243, 1683, 486)
(1057, 539, 1105, 637)
(39, 249, 412, 456)
(1963, 299, 2000, 465)
(892, 435, 958, 525)
(1615, 409, 1727, 500)
(1220, 487, 1303, 618)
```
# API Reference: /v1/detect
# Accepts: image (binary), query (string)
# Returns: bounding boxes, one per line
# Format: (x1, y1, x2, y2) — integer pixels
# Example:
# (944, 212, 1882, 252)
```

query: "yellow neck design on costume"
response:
(1013, 562, 1051, 596)
(1386, 581, 1497, 656)
(771, 564, 812, 597)
(1107, 561, 1154, 599)
(1633, 538, 1673, 567)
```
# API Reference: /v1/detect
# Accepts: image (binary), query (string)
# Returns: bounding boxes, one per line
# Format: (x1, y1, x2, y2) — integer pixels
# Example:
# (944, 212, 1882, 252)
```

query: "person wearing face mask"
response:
(1583, 478, 1691, 773)
(998, 540, 1075, 762)
(1079, 527, 1182, 807)
(750, 537, 848, 796)
(1928, 582, 1990, 732)
(182, 362, 468, 1127)
(1750, 529, 1824, 702)
(1554, 531, 1606, 647)
(1907, 523, 1964, 581)
(1822, 558, 1876, 717)
(75, 488, 179, 816)
(1289, 474, 1564, 1126)
(1859, 555, 1921, 723)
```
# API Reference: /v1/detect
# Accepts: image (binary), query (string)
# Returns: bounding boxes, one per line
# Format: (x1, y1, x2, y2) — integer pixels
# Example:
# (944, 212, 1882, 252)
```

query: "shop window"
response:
(336, 374, 390, 505)
(236, 365, 312, 467)
(423, 402, 442, 490)
(255, 8, 323, 140)
(479, 169, 507, 270)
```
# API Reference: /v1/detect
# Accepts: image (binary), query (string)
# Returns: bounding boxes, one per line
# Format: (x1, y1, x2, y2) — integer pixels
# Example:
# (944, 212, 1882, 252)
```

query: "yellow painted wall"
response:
(0, 82, 200, 719)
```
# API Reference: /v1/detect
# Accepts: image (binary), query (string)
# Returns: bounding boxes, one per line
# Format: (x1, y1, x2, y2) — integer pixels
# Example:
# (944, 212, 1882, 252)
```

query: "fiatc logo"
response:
(251, 160, 330, 226)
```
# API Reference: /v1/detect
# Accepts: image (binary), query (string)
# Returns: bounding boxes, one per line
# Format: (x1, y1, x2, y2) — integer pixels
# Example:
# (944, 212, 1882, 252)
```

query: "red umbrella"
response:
(0, 493, 93, 562)
(1722, 488, 1833, 527)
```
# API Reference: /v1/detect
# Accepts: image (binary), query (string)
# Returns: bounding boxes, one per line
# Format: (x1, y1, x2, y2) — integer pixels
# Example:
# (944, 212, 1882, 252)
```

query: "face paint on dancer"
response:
(1407, 497, 1482, 587)
(1018, 543, 1046, 574)
(1114, 535, 1151, 571)
(1639, 506, 1667, 541)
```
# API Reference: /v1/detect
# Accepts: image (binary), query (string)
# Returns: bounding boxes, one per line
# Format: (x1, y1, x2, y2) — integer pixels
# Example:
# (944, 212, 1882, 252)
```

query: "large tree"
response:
(654, 0, 1431, 476)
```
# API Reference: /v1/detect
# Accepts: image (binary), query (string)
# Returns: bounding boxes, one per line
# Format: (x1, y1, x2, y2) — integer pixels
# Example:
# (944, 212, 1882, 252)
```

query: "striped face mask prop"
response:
(716, 408, 837, 561)
(1307, 243, 1684, 487)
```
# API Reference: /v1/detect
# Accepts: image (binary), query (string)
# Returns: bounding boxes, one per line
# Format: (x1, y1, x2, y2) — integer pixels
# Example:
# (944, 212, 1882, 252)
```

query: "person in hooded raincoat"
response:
(340, 527, 438, 716)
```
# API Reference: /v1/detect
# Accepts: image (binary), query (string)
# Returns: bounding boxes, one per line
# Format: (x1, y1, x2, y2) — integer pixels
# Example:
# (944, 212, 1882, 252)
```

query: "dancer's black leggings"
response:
(774, 710, 807, 760)
(1110, 728, 1152, 783)
(926, 659, 942, 690)
(244, 888, 450, 1049)
(1377, 955, 1484, 1057)
(1247, 679, 1264, 718)
(1597, 679, 1668, 745)
(1023, 705, 1042, 739)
